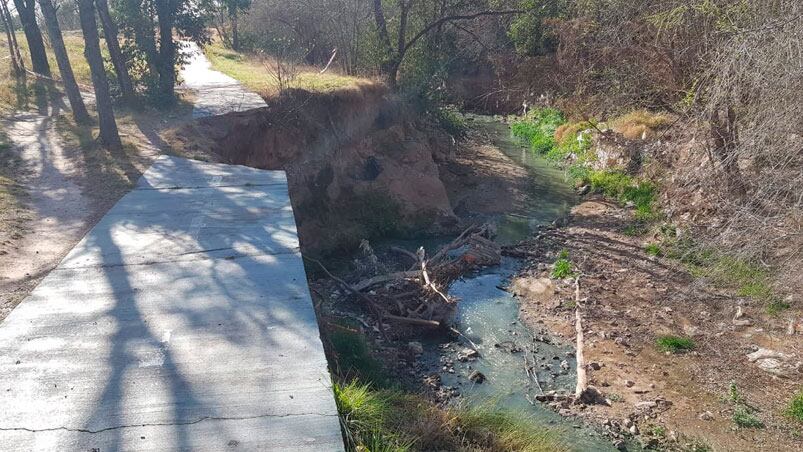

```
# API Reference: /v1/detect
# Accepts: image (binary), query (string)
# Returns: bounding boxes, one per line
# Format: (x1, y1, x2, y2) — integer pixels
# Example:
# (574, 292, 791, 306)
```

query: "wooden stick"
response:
(384, 314, 441, 327)
(353, 270, 420, 291)
(574, 276, 587, 398)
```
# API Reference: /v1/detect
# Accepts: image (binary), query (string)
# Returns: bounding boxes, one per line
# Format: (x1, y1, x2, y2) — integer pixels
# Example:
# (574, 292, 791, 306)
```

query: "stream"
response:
(427, 115, 618, 451)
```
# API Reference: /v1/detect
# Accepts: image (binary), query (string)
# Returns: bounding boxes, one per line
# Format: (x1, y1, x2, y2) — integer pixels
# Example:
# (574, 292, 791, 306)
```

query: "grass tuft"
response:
(645, 243, 662, 257)
(787, 390, 803, 422)
(656, 335, 695, 353)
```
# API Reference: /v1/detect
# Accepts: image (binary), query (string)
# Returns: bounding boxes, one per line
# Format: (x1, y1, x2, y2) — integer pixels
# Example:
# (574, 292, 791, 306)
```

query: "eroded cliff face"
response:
(169, 85, 457, 254)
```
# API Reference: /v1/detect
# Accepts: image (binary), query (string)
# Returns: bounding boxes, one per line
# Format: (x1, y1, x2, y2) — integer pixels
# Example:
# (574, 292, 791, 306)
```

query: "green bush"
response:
(656, 335, 695, 353)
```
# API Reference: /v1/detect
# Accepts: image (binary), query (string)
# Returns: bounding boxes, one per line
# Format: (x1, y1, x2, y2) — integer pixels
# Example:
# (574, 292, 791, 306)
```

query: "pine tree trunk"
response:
(95, 0, 135, 102)
(155, 0, 176, 104)
(78, 0, 122, 149)
(0, 0, 20, 74)
(38, 0, 91, 124)
(12, 0, 50, 76)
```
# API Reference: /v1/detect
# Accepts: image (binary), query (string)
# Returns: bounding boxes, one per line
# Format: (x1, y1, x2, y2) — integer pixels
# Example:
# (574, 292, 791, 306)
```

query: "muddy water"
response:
(431, 115, 618, 451)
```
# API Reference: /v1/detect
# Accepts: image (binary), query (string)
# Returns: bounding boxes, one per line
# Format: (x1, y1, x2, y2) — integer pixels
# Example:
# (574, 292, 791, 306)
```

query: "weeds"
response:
(726, 383, 764, 429)
(333, 381, 568, 452)
(733, 406, 764, 429)
(551, 249, 575, 279)
(609, 110, 675, 140)
(787, 390, 803, 422)
(433, 106, 467, 139)
(655, 335, 695, 353)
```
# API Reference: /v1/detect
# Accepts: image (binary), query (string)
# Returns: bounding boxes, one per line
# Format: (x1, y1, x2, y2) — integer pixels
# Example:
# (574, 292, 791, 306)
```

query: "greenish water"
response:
(433, 115, 618, 451)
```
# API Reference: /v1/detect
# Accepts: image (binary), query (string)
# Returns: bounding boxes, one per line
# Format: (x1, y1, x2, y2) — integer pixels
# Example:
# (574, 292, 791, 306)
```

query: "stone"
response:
(589, 362, 602, 371)
(698, 411, 714, 421)
(408, 341, 424, 355)
(624, 380, 635, 388)
(468, 370, 486, 384)
(634, 401, 657, 411)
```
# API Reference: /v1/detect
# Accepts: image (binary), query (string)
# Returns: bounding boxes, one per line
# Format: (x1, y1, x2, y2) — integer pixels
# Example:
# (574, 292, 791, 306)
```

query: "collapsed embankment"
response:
(169, 85, 459, 254)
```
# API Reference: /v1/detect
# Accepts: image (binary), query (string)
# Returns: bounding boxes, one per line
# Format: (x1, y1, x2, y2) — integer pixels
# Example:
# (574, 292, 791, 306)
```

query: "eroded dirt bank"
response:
(168, 86, 460, 255)
(510, 199, 802, 451)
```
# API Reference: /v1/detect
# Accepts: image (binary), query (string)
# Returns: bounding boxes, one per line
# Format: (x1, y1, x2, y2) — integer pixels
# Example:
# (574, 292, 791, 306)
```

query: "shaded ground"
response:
(510, 199, 803, 451)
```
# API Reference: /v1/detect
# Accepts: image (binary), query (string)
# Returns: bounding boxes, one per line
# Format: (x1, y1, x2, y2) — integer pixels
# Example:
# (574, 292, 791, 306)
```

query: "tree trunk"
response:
(12, 0, 50, 76)
(38, 0, 91, 124)
(0, 0, 20, 74)
(710, 105, 745, 196)
(155, 0, 177, 104)
(2, 0, 24, 72)
(95, 0, 135, 102)
(78, 0, 121, 149)
(231, 10, 239, 51)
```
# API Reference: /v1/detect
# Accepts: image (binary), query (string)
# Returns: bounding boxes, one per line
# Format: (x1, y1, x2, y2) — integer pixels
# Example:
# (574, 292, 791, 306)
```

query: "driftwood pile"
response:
(311, 224, 501, 331)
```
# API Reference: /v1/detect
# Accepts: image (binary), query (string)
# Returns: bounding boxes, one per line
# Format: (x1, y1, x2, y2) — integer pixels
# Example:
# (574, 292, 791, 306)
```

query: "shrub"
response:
(656, 335, 695, 353)
(787, 390, 803, 422)
(434, 106, 467, 139)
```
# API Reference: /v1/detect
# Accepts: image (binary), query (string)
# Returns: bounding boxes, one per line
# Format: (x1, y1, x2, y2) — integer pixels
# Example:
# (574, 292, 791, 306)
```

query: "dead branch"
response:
(574, 276, 587, 398)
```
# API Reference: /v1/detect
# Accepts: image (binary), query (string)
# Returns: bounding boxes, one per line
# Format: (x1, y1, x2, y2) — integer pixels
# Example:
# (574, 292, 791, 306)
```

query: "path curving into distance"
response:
(181, 41, 268, 118)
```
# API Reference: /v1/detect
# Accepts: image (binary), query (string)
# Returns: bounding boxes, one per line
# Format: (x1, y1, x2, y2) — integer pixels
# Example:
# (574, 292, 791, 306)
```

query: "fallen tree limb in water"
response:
(347, 223, 501, 328)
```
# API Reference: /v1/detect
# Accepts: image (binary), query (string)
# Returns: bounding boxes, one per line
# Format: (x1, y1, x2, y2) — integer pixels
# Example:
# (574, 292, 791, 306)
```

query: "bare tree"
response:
(13, 0, 51, 76)
(38, 0, 91, 123)
(78, 0, 122, 149)
(372, 0, 521, 89)
(95, 0, 135, 102)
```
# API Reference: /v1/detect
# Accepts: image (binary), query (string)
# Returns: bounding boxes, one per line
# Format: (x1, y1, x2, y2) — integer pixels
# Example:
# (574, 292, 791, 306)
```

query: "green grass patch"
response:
(645, 243, 662, 257)
(510, 107, 565, 155)
(787, 390, 803, 422)
(333, 381, 569, 452)
(656, 335, 695, 353)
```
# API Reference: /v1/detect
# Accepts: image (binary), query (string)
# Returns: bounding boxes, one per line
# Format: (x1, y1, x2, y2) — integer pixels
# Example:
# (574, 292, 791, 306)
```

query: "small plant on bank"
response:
(725, 383, 764, 429)
(655, 335, 695, 353)
(645, 243, 662, 257)
(551, 249, 575, 279)
(733, 405, 764, 429)
(787, 390, 803, 422)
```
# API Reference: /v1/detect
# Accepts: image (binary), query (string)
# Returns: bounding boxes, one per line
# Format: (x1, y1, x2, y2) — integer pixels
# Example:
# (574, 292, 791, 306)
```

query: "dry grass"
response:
(203, 41, 377, 98)
(609, 109, 675, 140)
(0, 129, 30, 250)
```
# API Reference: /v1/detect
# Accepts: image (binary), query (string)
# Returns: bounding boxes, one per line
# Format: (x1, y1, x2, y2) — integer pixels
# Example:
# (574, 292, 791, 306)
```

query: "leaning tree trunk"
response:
(0, 0, 20, 74)
(1, 0, 24, 72)
(155, 0, 177, 104)
(78, 0, 121, 149)
(95, 0, 135, 102)
(12, 0, 50, 76)
(38, 0, 91, 124)
(710, 104, 746, 196)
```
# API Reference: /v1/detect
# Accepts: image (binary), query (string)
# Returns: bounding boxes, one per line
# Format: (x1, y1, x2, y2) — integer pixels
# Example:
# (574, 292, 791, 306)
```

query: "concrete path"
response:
(181, 42, 267, 118)
(0, 156, 343, 451)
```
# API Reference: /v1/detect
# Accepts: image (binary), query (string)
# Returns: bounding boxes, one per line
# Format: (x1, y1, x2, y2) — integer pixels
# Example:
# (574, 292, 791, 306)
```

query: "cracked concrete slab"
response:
(0, 156, 344, 451)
